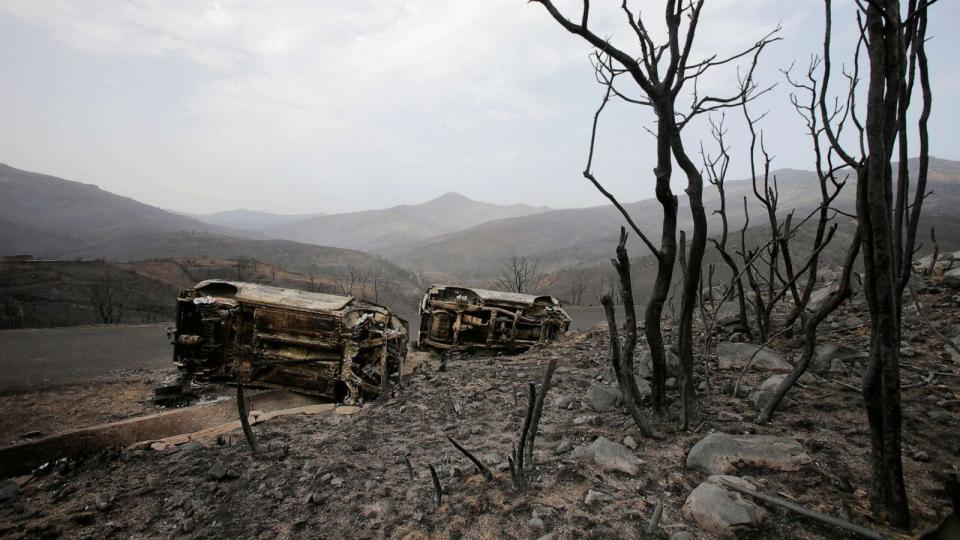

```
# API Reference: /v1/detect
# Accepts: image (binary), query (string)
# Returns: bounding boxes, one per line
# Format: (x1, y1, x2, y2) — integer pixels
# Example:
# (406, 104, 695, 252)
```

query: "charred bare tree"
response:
(531, 0, 779, 428)
(89, 268, 130, 325)
(602, 228, 657, 437)
(569, 271, 590, 305)
(701, 116, 751, 340)
(235, 372, 261, 455)
(811, 0, 934, 527)
(496, 255, 555, 295)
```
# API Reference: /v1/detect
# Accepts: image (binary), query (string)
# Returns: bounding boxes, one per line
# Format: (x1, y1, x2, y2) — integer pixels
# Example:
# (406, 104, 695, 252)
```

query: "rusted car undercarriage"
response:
(170, 280, 408, 403)
(417, 284, 570, 352)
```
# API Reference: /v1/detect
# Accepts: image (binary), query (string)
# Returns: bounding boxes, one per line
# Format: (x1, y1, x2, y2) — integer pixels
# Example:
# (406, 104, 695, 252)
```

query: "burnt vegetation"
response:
(2, 1, 959, 539)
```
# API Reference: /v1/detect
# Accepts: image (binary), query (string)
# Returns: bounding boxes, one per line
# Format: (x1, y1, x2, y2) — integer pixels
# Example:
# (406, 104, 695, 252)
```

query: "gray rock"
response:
(807, 285, 839, 310)
(553, 395, 573, 409)
(751, 374, 786, 410)
(573, 415, 600, 426)
(945, 268, 960, 288)
(842, 316, 865, 328)
(683, 475, 765, 537)
(638, 350, 681, 379)
(670, 532, 696, 540)
(715, 342, 792, 372)
(635, 378, 652, 399)
(95, 492, 114, 511)
(588, 384, 622, 412)
(330, 477, 344, 487)
(555, 439, 573, 454)
(665, 377, 677, 389)
(812, 343, 868, 374)
(623, 436, 638, 451)
(584, 489, 613, 505)
(528, 517, 545, 529)
(686, 432, 811, 475)
(571, 436, 642, 475)
(207, 462, 228, 481)
(927, 409, 953, 423)
(0, 480, 20, 502)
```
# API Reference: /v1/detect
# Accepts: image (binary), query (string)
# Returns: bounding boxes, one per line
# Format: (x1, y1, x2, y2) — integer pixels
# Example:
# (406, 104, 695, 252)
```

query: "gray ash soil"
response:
(1, 288, 959, 539)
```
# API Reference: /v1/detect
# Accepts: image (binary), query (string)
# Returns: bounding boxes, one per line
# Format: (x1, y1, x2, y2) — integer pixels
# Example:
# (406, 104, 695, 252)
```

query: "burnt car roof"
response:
(193, 279, 355, 312)
(428, 284, 560, 306)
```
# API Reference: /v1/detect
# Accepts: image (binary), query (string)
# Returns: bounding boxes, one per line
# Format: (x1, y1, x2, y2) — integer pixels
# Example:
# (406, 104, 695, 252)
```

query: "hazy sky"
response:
(1, 1, 958, 214)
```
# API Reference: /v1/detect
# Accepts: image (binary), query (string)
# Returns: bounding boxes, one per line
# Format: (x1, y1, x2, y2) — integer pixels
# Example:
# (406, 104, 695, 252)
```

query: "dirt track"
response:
(0, 324, 171, 392)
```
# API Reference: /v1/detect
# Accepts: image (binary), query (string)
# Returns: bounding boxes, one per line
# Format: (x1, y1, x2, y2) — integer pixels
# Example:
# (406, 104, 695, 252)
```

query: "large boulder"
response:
(944, 268, 960, 289)
(637, 350, 681, 379)
(683, 475, 765, 537)
(811, 342, 868, 373)
(587, 383, 622, 412)
(715, 342, 792, 372)
(570, 436, 642, 476)
(686, 432, 811, 475)
(750, 374, 786, 411)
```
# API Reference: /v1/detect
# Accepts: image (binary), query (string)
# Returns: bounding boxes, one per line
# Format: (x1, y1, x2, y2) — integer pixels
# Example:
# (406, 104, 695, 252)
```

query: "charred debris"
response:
(417, 284, 571, 353)
(167, 280, 409, 405)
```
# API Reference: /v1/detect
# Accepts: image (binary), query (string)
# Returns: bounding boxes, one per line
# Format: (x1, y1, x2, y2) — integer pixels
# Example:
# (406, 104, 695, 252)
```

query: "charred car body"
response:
(417, 284, 570, 351)
(171, 280, 408, 403)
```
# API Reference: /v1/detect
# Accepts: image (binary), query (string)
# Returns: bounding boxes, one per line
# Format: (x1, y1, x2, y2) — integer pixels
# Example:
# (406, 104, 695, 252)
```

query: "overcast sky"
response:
(1, 1, 958, 214)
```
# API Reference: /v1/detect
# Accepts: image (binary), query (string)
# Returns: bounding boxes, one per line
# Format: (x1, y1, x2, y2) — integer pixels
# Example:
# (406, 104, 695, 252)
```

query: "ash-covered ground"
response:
(1, 287, 958, 539)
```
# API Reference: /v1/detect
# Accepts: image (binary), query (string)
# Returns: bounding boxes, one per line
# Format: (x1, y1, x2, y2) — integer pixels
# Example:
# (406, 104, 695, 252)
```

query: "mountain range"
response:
(3, 159, 958, 296)
(263, 192, 551, 252)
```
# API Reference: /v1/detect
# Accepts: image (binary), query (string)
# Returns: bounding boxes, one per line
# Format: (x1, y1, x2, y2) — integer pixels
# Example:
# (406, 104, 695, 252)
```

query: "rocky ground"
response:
(1, 283, 959, 539)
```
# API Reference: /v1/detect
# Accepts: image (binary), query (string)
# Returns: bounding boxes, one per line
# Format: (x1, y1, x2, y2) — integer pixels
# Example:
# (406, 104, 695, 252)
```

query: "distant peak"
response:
(429, 192, 474, 203)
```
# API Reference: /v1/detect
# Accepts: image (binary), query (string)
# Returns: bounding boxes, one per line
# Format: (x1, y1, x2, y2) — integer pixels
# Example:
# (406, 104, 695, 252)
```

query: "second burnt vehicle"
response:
(166, 280, 408, 404)
(417, 284, 570, 352)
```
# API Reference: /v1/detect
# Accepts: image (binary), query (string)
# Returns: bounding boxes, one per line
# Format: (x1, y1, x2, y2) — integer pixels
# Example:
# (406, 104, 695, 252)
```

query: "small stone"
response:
(553, 395, 573, 409)
(671, 532, 695, 540)
(150, 442, 168, 451)
(912, 450, 931, 462)
(0, 480, 20, 503)
(665, 377, 677, 389)
(208, 461, 228, 481)
(683, 476, 765, 536)
(528, 517, 545, 529)
(843, 316, 865, 328)
(623, 436, 638, 451)
(470, 425, 482, 435)
(182, 518, 195, 533)
(95, 492, 114, 511)
(573, 415, 600, 426)
(927, 409, 953, 423)
(320, 473, 333, 483)
(555, 440, 573, 454)
(584, 489, 613, 505)
(587, 383, 622, 412)
(571, 436, 642, 475)
(330, 477, 344, 487)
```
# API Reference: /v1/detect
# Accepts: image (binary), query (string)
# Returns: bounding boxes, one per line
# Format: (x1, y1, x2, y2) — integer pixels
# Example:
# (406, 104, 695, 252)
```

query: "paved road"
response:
(0, 324, 173, 392)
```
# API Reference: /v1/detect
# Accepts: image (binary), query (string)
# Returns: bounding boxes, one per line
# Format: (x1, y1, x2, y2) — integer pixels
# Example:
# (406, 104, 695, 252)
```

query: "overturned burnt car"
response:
(171, 280, 408, 403)
(417, 284, 570, 352)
